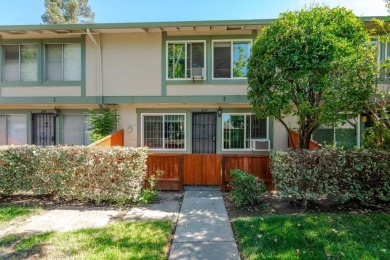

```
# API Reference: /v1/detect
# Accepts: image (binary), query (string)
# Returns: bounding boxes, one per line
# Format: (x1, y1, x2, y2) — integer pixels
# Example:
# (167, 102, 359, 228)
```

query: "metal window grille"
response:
(143, 114, 185, 150)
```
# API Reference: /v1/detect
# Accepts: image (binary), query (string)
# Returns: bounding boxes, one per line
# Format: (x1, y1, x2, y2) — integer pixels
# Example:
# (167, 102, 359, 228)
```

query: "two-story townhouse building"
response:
(0, 18, 384, 151)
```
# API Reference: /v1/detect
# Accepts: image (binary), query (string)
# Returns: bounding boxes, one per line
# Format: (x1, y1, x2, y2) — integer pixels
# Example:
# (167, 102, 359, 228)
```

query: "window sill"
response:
(165, 78, 248, 85)
(1, 81, 82, 87)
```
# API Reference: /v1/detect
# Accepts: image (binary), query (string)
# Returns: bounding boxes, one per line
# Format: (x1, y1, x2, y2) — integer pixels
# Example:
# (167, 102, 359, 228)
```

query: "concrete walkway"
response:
(169, 188, 240, 260)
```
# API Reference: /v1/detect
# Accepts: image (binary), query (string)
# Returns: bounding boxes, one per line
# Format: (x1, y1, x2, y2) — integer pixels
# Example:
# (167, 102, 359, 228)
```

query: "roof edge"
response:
(0, 16, 386, 31)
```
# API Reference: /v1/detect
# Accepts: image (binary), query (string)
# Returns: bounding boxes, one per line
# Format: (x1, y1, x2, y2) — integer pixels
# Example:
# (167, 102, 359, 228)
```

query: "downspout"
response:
(86, 28, 103, 106)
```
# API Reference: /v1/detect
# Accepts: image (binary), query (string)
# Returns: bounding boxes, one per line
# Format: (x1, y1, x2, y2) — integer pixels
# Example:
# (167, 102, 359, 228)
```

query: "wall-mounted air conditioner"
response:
(191, 67, 205, 80)
(251, 139, 270, 151)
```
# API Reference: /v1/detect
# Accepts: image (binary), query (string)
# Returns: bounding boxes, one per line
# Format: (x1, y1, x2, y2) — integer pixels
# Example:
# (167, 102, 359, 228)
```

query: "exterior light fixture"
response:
(54, 108, 59, 117)
(218, 107, 222, 117)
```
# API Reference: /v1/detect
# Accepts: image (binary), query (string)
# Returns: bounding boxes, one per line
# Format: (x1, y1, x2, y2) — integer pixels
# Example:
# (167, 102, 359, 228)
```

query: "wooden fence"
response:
(146, 154, 184, 192)
(88, 129, 124, 147)
(146, 154, 272, 192)
(221, 154, 273, 191)
(287, 130, 322, 150)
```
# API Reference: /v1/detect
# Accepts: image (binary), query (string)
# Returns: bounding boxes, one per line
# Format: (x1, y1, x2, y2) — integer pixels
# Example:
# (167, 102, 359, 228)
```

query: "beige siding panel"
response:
(1, 86, 81, 97)
(101, 33, 162, 96)
(167, 84, 247, 96)
(273, 119, 288, 149)
(273, 114, 299, 150)
(85, 36, 98, 96)
(117, 105, 138, 147)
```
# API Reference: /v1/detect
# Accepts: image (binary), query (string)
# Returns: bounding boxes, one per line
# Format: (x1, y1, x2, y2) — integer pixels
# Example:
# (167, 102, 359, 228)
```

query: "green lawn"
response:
(0, 205, 42, 226)
(233, 213, 390, 259)
(0, 220, 173, 259)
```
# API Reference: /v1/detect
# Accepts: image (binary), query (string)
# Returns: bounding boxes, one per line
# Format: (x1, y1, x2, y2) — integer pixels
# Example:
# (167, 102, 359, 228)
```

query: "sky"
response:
(0, 0, 388, 25)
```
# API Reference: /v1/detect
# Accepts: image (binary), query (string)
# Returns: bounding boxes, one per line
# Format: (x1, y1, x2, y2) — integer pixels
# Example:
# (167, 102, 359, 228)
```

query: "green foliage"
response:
(233, 45, 248, 77)
(138, 171, 164, 204)
(41, 0, 95, 24)
(248, 6, 376, 149)
(1, 221, 173, 260)
(363, 124, 390, 150)
(0, 146, 148, 204)
(229, 169, 266, 207)
(270, 149, 390, 206)
(138, 189, 158, 205)
(168, 43, 185, 78)
(364, 15, 390, 149)
(88, 108, 120, 142)
(234, 213, 390, 259)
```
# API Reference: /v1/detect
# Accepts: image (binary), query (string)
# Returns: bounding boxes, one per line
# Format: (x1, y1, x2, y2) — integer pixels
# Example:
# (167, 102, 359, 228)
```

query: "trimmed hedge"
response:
(270, 149, 390, 206)
(0, 145, 148, 204)
(229, 169, 266, 207)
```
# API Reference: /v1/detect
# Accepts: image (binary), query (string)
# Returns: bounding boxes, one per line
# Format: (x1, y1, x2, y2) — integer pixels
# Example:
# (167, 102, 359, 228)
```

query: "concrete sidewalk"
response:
(169, 188, 240, 260)
(0, 192, 182, 239)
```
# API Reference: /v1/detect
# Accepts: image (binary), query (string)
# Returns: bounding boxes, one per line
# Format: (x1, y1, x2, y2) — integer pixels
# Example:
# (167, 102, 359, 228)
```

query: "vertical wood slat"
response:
(146, 154, 184, 192)
(183, 154, 221, 185)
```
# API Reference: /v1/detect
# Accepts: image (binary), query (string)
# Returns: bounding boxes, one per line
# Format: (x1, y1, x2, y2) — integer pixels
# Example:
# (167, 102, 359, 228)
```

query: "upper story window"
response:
(1, 44, 38, 82)
(222, 113, 269, 150)
(213, 40, 251, 79)
(142, 113, 186, 150)
(45, 43, 81, 81)
(167, 41, 205, 80)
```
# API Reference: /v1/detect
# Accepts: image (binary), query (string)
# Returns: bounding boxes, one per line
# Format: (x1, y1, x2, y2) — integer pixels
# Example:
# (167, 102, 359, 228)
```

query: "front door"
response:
(32, 113, 56, 146)
(192, 112, 216, 154)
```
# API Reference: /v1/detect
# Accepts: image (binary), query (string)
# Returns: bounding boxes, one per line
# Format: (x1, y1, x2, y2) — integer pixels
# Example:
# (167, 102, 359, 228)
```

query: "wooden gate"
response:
(183, 154, 222, 185)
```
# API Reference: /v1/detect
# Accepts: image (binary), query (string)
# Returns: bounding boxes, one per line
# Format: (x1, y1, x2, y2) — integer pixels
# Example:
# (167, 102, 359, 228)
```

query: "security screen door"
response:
(192, 113, 216, 154)
(32, 113, 56, 146)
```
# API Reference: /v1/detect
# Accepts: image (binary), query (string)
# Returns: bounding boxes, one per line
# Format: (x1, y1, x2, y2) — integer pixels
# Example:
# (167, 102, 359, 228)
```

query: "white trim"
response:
(141, 113, 186, 151)
(166, 40, 206, 81)
(212, 39, 252, 80)
(221, 113, 269, 151)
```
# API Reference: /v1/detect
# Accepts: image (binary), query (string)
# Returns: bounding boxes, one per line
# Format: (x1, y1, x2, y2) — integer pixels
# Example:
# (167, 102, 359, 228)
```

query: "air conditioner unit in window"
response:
(191, 67, 205, 80)
(251, 139, 270, 151)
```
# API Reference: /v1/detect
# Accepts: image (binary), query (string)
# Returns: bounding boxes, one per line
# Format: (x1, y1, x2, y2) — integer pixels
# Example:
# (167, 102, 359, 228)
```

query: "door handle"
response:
(212, 136, 216, 142)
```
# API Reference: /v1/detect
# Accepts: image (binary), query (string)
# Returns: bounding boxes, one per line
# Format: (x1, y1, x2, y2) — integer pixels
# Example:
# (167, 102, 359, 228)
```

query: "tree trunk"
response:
(298, 127, 314, 149)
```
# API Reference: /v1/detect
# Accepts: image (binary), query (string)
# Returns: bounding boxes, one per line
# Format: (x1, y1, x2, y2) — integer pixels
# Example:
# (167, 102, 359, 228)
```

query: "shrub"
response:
(0, 145, 148, 204)
(138, 170, 163, 204)
(229, 169, 266, 207)
(270, 149, 390, 206)
(87, 108, 120, 142)
(363, 125, 390, 150)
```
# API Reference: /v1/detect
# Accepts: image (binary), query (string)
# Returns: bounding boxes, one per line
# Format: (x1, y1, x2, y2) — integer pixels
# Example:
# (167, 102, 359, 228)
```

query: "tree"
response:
(41, 0, 95, 24)
(87, 109, 119, 142)
(247, 6, 376, 149)
(362, 5, 390, 149)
